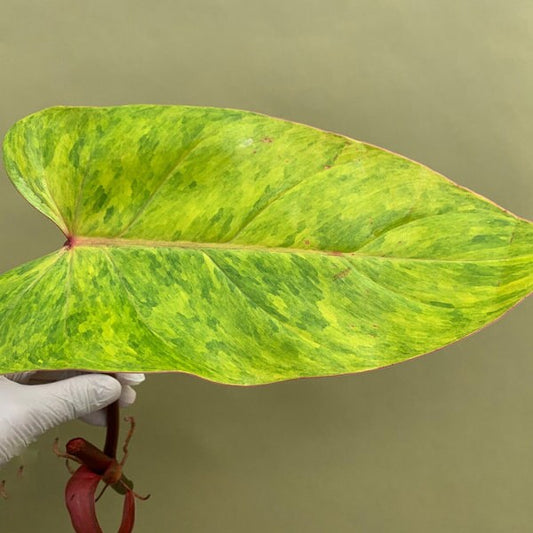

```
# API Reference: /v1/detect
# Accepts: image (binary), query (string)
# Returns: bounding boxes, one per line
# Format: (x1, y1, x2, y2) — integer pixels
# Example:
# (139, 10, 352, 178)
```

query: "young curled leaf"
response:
(65, 466, 103, 533)
(65, 465, 136, 533)
(118, 490, 135, 533)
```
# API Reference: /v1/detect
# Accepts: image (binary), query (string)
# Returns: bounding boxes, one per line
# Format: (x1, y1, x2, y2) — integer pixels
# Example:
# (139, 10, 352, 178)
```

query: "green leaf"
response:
(1, 105, 532, 384)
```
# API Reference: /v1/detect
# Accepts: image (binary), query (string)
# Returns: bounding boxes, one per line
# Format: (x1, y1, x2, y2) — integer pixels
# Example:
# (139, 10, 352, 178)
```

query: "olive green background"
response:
(0, 1, 531, 532)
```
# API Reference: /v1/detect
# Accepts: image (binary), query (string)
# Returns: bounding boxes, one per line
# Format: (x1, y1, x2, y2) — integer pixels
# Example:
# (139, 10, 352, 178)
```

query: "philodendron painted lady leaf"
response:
(1, 106, 531, 384)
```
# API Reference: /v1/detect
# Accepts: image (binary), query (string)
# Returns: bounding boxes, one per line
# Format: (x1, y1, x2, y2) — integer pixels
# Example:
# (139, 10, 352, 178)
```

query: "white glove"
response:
(0, 371, 145, 466)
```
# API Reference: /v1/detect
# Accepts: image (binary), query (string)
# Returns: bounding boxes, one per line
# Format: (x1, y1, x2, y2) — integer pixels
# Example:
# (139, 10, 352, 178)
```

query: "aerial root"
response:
(53, 437, 82, 473)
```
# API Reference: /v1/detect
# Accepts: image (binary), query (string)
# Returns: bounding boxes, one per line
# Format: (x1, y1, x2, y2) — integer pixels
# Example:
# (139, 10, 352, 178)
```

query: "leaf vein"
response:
(1, 252, 64, 330)
(115, 136, 208, 238)
(64, 250, 73, 343)
(229, 145, 347, 242)
(102, 249, 180, 355)
(201, 250, 321, 349)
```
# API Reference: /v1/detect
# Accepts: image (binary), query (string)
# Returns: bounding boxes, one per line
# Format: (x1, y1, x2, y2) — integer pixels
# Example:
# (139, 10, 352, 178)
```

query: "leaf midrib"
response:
(69, 236, 530, 264)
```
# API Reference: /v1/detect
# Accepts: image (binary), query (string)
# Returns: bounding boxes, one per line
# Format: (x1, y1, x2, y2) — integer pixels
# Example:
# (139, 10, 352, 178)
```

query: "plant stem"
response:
(104, 400, 120, 459)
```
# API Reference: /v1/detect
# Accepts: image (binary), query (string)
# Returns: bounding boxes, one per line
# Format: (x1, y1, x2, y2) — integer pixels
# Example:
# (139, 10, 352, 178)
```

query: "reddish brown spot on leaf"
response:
(334, 268, 351, 280)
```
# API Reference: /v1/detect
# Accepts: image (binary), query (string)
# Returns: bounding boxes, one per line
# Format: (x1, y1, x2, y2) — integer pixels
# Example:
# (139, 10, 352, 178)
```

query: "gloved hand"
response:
(0, 371, 145, 466)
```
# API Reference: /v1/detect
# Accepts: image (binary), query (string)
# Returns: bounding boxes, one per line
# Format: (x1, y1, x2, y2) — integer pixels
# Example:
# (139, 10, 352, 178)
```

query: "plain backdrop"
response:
(0, 1, 532, 532)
